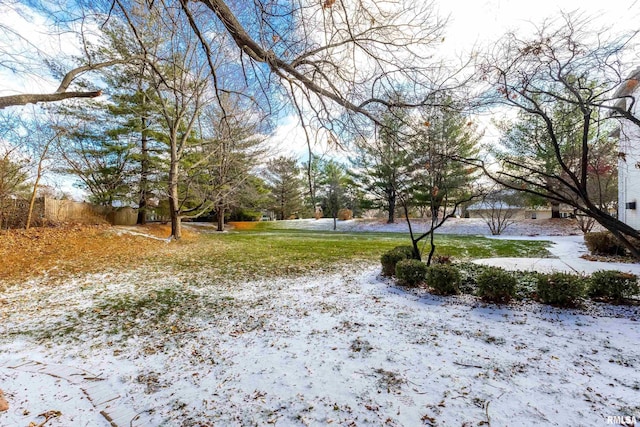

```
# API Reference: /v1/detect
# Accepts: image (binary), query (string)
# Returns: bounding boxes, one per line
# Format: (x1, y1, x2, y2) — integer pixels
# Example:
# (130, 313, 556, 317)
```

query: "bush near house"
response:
(536, 272, 585, 307)
(426, 264, 461, 295)
(584, 231, 626, 256)
(337, 208, 353, 220)
(380, 245, 417, 277)
(588, 270, 640, 303)
(476, 266, 517, 303)
(395, 259, 427, 287)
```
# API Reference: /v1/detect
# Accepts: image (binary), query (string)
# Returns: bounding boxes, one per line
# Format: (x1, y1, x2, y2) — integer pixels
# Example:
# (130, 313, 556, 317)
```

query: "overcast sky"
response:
(438, 0, 639, 54)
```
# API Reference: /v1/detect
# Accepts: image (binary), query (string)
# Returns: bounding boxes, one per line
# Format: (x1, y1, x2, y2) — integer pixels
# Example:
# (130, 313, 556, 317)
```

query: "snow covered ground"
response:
(1, 264, 639, 426)
(264, 217, 587, 236)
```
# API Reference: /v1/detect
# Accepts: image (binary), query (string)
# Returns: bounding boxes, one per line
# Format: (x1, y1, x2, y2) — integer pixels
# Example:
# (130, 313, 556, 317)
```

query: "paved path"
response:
(474, 235, 640, 275)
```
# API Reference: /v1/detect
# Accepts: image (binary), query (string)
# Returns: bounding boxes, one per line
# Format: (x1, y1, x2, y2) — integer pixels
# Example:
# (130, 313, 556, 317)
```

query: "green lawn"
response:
(164, 226, 551, 281)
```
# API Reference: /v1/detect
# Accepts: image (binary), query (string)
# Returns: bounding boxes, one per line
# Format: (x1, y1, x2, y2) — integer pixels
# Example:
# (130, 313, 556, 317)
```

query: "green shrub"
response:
(513, 271, 541, 300)
(394, 245, 416, 258)
(395, 259, 427, 287)
(455, 262, 487, 294)
(536, 272, 585, 307)
(426, 264, 461, 295)
(380, 246, 416, 277)
(584, 232, 626, 256)
(588, 270, 640, 302)
(477, 267, 517, 303)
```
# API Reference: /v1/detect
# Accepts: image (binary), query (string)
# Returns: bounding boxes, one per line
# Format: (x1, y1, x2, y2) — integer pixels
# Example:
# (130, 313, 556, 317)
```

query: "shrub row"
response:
(382, 252, 640, 306)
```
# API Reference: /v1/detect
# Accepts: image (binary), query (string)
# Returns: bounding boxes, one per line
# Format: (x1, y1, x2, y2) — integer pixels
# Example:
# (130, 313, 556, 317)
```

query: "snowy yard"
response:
(1, 261, 639, 426)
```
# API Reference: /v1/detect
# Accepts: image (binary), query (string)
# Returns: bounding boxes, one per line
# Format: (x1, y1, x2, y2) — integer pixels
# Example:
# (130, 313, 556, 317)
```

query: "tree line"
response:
(0, 2, 639, 256)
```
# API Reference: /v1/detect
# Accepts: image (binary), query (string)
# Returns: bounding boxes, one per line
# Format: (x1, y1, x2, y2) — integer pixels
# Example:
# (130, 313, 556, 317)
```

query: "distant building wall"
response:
(466, 207, 574, 220)
(466, 208, 529, 220)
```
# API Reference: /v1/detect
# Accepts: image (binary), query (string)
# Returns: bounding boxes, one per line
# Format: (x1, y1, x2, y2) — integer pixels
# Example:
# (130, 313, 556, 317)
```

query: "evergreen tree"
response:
(318, 160, 351, 230)
(264, 156, 304, 220)
(404, 102, 482, 264)
(350, 107, 411, 223)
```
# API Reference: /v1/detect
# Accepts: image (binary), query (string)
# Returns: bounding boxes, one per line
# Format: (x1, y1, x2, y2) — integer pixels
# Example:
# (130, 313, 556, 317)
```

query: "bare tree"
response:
(146, 23, 211, 239)
(0, 110, 64, 228)
(470, 14, 640, 258)
(178, 0, 449, 121)
(476, 188, 523, 236)
(19, 111, 65, 229)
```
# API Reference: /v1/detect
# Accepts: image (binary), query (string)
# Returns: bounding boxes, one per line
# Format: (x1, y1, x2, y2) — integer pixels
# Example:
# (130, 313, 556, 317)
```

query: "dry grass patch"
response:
(227, 221, 261, 230)
(0, 224, 170, 284)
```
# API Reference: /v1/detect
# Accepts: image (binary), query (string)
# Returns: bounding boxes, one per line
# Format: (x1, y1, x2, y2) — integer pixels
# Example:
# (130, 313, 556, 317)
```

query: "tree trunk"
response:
(387, 193, 396, 224)
(26, 144, 50, 230)
(333, 215, 337, 231)
(551, 201, 561, 218)
(426, 216, 437, 266)
(217, 206, 225, 232)
(402, 200, 422, 261)
(137, 101, 149, 225)
(25, 173, 42, 230)
(169, 150, 181, 240)
(170, 207, 181, 240)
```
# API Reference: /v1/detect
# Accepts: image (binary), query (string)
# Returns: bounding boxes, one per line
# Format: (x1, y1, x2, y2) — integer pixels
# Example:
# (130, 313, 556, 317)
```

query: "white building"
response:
(616, 68, 640, 230)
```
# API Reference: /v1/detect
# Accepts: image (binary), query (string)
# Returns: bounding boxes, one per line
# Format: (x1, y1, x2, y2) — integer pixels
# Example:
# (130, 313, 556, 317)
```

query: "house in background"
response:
(615, 67, 640, 231)
(465, 202, 574, 220)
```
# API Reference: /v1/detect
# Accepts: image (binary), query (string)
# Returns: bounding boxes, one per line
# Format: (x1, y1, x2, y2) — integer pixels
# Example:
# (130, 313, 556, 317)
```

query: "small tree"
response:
(350, 105, 411, 223)
(318, 160, 351, 231)
(0, 110, 64, 229)
(264, 156, 304, 220)
(477, 188, 524, 235)
(197, 98, 265, 231)
(403, 101, 483, 264)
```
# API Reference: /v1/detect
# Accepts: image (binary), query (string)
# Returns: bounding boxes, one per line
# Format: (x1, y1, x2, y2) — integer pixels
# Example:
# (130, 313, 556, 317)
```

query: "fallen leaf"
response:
(0, 389, 8, 411)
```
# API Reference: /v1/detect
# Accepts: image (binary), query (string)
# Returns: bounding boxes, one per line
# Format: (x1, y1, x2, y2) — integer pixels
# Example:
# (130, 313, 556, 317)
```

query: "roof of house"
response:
(466, 201, 523, 211)
(613, 67, 640, 99)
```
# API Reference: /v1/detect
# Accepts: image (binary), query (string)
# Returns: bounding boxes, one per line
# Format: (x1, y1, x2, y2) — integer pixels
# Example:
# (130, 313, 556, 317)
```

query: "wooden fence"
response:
(0, 197, 143, 229)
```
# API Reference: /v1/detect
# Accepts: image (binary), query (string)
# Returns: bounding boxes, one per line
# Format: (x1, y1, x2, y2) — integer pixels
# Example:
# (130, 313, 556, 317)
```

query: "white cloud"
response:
(265, 114, 350, 163)
(0, 2, 97, 96)
(437, 0, 640, 58)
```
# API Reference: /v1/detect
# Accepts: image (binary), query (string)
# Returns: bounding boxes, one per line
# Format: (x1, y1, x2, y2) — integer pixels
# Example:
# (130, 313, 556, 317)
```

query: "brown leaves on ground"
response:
(0, 389, 8, 411)
(0, 224, 184, 284)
